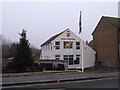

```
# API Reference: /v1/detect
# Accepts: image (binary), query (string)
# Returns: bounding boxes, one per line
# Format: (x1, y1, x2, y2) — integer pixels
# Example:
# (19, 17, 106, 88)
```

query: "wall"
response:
(41, 29, 82, 60)
(41, 29, 96, 69)
(93, 18, 118, 67)
(83, 42, 96, 68)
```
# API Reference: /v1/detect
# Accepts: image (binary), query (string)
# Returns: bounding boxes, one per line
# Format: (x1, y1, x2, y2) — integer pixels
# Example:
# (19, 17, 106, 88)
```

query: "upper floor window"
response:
(76, 42, 80, 49)
(48, 44, 50, 49)
(51, 43, 52, 50)
(64, 42, 73, 49)
(55, 41, 60, 49)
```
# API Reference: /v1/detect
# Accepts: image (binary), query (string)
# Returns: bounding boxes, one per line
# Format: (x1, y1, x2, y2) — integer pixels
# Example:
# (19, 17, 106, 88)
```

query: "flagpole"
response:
(79, 11, 84, 72)
(81, 30, 84, 72)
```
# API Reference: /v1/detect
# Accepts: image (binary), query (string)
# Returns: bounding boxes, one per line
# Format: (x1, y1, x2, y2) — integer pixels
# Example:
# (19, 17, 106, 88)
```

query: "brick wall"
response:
(93, 18, 118, 67)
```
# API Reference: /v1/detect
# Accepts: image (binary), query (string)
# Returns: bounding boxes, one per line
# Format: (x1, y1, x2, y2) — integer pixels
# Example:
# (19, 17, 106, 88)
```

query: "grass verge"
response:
(1, 71, 89, 77)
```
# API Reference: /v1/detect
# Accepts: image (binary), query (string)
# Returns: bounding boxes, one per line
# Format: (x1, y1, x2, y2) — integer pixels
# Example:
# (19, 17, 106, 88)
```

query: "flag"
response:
(79, 11, 82, 34)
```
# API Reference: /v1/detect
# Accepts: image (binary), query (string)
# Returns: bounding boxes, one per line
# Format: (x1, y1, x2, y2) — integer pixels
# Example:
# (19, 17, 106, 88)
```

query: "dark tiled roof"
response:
(103, 16, 120, 29)
(41, 30, 67, 46)
(88, 40, 93, 48)
(92, 16, 120, 35)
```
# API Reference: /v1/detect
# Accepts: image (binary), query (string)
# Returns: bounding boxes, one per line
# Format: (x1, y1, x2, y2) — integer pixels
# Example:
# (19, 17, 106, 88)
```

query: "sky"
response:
(1, 0, 118, 49)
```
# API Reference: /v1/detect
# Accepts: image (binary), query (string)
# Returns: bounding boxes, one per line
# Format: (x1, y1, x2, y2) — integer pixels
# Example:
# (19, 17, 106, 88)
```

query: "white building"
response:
(40, 28, 96, 69)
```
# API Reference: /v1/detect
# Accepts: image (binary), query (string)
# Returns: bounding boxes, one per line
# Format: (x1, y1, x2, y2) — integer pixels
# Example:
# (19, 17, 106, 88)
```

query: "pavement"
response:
(1, 69, 119, 86)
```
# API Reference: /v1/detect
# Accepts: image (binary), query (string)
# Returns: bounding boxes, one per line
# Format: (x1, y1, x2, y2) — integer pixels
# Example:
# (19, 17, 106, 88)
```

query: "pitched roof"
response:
(88, 40, 93, 48)
(92, 16, 120, 35)
(104, 16, 120, 29)
(41, 29, 67, 46)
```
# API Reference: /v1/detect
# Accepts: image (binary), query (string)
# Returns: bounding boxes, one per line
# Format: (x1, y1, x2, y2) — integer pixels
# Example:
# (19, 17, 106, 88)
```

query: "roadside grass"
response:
(1, 70, 89, 77)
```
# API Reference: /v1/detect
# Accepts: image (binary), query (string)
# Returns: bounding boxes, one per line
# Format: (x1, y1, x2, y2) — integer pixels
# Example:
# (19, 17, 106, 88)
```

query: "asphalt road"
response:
(2, 77, 118, 90)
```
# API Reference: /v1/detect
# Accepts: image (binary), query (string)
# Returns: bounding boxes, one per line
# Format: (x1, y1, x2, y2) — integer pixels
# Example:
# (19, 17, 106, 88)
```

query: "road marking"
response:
(2, 77, 118, 89)
(1, 83, 49, 89)
(66, 77, 118, 83)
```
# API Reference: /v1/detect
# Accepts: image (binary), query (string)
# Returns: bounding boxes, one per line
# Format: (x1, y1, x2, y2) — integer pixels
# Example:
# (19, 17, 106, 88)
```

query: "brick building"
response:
(92, 16, 120, 67)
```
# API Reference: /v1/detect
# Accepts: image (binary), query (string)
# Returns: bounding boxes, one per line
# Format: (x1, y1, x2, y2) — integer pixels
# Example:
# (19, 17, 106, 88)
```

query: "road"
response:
(2, 77, 118, 90)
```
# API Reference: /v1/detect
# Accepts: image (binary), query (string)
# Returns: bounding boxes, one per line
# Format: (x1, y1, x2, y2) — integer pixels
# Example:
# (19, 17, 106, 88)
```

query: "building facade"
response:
(92, 16, 120, 67)
(40, 28, 96, 69)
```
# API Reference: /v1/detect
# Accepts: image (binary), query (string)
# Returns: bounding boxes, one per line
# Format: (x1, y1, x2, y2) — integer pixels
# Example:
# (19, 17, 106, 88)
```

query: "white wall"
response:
(83, 42, 96, 69)
(41, 29, 82, 60)
(41, 29, 96, 69)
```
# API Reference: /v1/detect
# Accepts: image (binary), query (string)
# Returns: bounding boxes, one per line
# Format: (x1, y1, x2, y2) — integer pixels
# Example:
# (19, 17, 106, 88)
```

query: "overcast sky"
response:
(1, 1, 118, 48)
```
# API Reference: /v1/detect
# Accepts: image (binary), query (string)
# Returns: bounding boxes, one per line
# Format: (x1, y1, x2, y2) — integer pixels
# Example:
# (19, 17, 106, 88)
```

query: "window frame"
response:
(55, 41, 60, 49)
(63, 55, 74, 65)
(55, 55, 60, 60)
(74, 55, 80, 64)
(76, 42, 80, 49)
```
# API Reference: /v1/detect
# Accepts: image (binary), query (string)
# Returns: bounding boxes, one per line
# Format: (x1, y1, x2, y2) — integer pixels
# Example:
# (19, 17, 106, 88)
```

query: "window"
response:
(66, 33, 70, 37)
(63, 55, 74, 65)
(69, 55, 74, 65)
(48, 44, 50, 49)
(51, 43, 52, 50)
(55, 55, 60, 60)
(55, 42, 60, 49)
(63, 55, 69, 60)
(64, 42, 73, 49)
(74, 55, 80, 64)
(76, 42, 80, 49)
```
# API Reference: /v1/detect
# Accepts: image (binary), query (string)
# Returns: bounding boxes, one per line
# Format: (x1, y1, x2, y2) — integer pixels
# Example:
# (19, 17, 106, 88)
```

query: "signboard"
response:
(61, 38, 75, 40)
(64, 49, 73, 54)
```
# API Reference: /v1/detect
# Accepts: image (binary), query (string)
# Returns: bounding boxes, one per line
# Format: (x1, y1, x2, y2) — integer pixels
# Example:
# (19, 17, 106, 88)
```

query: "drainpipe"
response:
(118, 29, 120, 68)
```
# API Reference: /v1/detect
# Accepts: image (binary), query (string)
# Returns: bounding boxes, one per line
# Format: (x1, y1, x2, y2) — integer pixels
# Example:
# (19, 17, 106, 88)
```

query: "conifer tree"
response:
(14, 29, 34, 72)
